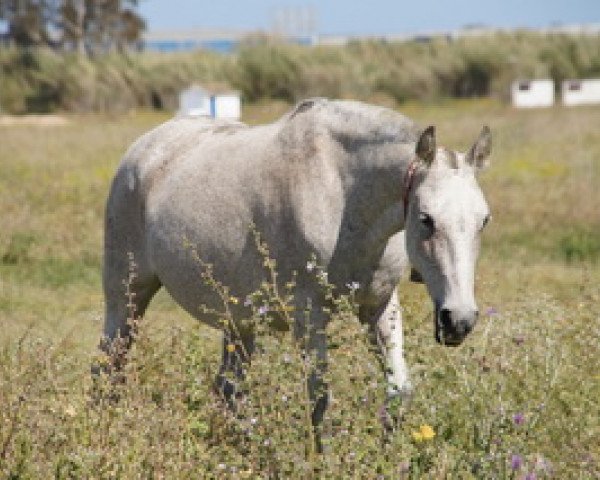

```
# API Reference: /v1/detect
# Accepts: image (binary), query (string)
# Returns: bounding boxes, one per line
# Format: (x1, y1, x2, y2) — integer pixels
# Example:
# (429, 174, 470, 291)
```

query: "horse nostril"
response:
(440, 308, 452, 330)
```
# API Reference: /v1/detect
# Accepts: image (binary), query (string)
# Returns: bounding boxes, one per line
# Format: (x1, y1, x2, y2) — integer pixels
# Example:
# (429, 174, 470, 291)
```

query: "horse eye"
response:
(481, 214, 491, 230)
(419, 212, 435, 231)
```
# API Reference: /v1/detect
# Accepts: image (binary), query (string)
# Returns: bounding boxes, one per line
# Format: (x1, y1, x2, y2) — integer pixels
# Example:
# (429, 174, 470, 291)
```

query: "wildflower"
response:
(250, 417, 258, 425)
(346, 281, 360, 291)
(525, 472, 537, 480)
(229, 296, 239, 304)
(318, 271, 328, 282)
(281, 395, 288, 402)
(534, 455, 551, 473)
(419, 424, 435, 440)
(412, 424, 435, 442)
(226, 343, 236, 353)
(485, 306, 499, 316)
(217, 463, 226, 470)
(258, 305, 268, 315)
(244, 296, 252, 307)
(306, 260, 316, 272)
(64, 405, 76, 417)
(511, 454, 523, 470)
(513, 412, 525, 425)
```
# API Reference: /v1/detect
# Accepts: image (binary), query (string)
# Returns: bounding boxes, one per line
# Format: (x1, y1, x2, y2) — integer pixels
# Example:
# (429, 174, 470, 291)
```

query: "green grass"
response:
(0, 100, 599, 478)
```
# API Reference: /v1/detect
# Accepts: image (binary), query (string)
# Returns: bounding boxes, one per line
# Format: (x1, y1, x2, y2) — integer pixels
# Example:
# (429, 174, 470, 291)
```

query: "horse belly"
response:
(144, 187, 263, 328)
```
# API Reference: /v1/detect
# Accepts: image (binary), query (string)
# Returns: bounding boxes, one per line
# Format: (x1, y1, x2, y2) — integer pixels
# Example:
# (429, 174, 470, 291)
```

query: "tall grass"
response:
(2, 32, 600, 113)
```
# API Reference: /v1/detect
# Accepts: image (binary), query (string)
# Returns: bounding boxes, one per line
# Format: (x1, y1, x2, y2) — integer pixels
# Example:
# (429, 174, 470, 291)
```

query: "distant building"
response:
(511, 79, 555, 108)
(178, 85, 241, 120)
(562, 79, 600, 106)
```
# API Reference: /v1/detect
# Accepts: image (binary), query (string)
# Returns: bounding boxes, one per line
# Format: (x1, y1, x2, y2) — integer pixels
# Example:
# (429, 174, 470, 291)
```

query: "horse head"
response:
(405, 126, 492, 346)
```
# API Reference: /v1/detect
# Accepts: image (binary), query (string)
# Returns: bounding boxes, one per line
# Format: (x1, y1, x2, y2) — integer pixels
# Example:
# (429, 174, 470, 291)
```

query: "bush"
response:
(2, 32, 600, 113)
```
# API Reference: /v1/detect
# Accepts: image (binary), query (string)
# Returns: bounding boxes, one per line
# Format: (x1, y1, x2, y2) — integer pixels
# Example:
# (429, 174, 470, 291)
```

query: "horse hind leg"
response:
(101, 248, 161, 371)
(214, 330, 255, 411)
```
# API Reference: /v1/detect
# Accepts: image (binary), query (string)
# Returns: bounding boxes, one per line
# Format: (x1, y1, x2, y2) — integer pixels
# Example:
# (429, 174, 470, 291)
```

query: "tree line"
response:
(0, 0, 144, 54)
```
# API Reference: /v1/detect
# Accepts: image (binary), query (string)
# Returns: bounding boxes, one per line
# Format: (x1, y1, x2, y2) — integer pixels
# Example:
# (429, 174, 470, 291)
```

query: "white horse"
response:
(102, 98, 491, 447)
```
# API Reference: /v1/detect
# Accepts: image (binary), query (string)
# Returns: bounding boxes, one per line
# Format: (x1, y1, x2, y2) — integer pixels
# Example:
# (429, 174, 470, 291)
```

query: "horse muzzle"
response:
(435, 305, 479, 346)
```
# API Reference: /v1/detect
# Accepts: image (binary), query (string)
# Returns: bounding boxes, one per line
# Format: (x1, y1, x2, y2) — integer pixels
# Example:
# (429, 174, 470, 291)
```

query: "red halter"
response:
(402, 160, 419, 221)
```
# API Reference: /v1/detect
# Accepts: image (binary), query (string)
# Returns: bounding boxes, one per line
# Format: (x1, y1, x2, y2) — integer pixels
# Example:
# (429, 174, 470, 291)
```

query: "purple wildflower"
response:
(513, 412, 525, 425)
(525, 473, 537, 480)
(511, 454, 523, 471)
(485, 306, 499, 317)
(258, 305, 268, 315)
(535, 455, 552, 473)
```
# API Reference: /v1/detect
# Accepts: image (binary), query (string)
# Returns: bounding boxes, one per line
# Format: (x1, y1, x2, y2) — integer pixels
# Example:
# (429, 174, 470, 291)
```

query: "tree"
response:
(0, 0, 145, 54)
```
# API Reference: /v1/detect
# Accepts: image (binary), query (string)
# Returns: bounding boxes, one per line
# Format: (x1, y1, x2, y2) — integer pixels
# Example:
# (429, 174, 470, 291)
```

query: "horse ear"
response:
(467, 126, 492, 169)
(416, 126, 436, 166)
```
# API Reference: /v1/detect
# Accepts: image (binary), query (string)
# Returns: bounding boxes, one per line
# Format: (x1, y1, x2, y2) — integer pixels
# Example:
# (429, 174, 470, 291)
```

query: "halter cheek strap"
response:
(402, 160, 419, 222)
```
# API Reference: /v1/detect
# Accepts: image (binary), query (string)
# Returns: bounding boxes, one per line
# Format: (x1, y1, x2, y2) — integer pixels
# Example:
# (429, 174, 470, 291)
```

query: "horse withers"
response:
(101, 99, 491, 448)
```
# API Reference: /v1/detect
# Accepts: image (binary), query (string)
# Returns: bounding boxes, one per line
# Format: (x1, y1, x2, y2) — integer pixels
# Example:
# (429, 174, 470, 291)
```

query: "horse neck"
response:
(327, 142, 415, 285)
(341, 141, 415, 232)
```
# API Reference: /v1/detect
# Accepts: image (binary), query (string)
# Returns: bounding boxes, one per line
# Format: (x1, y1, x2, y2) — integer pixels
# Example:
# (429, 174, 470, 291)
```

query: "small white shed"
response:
(511, 79, 555, 108)
(562, 79, 600, 106)
(179, 85, 211, 117)
(210, 92, 241, 120)
(178, 85, 241, 119)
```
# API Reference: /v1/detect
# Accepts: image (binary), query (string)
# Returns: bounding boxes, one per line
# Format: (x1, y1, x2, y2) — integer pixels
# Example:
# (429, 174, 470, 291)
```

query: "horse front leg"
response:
(360, 289, 412, 428)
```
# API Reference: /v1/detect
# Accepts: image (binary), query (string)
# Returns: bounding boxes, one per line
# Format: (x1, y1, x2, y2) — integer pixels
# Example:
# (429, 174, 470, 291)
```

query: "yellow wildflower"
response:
(412, 424, 435, 442)
(226, 343, 236, 353)
(229, 296, 239, 304)
(420, 424, 435, 440)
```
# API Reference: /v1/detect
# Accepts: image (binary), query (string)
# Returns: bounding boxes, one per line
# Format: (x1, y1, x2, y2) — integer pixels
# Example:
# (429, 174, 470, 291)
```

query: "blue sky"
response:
(139, 0, 600, 35)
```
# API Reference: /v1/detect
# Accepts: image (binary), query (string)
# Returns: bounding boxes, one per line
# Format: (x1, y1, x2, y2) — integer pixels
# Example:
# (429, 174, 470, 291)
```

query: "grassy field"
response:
(0, 99, 599, 478)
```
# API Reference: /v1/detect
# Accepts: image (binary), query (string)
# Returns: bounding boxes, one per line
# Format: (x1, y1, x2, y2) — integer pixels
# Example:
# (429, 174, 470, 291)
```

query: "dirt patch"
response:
(0, 115, 70, 127)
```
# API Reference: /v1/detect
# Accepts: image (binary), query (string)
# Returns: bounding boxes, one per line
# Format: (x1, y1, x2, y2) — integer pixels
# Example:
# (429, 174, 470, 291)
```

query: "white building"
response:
(178, 85, 241, 119)
(511, 79, 555, 108)
(562, 79, 600, 106)
(179, 85, 211, 116)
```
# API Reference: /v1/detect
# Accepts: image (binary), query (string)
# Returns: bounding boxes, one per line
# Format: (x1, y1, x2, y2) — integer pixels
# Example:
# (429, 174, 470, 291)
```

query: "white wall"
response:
(213, 94, 241, 120)
(562, 79, 600, 106)
(511, 80, 555, 108)
(179, 87, 211, 116)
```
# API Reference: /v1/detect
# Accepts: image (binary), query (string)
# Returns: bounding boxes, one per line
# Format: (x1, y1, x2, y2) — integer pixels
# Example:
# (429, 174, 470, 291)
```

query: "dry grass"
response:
(0, 99, 598, 478)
